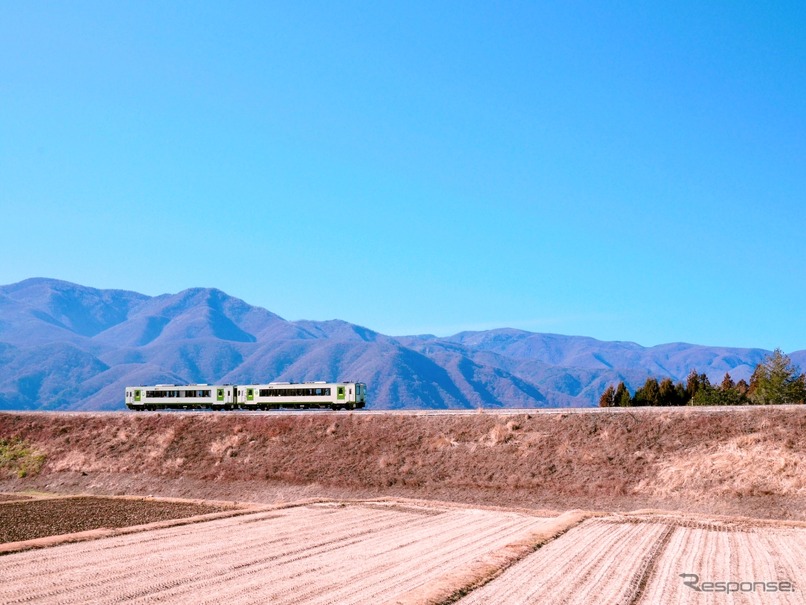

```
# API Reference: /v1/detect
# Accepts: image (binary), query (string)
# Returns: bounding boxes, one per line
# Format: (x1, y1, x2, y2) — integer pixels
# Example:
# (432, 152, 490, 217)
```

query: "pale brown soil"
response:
(1, 497, 803, 605)
(1, 407, 805, 520)
(0, 501, 557, 605)
(642, 522, 806, 604)
(0, 496, 233, 543)
(459, 515, 806, 605)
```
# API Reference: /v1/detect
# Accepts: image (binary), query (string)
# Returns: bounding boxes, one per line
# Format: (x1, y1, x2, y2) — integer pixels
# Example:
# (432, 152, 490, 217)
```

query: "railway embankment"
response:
(1, 407, 804, 520)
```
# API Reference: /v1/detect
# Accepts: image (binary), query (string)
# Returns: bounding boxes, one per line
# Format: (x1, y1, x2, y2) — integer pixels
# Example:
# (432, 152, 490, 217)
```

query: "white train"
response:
(125, 381, 367, 411)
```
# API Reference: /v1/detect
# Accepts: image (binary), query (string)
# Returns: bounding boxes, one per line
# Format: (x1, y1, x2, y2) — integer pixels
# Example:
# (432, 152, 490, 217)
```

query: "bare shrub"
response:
(0, 438, 46, 478)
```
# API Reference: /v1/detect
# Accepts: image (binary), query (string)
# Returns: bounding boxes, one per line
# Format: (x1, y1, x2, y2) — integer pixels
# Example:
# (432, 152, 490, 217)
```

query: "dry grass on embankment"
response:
(0, 407, 804, 520)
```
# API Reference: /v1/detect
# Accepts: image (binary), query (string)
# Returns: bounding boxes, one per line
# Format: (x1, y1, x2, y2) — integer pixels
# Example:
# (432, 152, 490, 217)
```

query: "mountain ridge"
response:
(0, 278, 802, 410)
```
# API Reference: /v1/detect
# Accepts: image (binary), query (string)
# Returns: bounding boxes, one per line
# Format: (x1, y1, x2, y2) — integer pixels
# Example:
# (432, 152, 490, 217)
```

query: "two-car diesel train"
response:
(125, 381, 367, 411)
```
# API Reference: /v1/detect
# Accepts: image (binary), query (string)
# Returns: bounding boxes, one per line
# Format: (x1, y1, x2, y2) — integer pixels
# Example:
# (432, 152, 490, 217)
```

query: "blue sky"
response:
(2, 2, 804, 351)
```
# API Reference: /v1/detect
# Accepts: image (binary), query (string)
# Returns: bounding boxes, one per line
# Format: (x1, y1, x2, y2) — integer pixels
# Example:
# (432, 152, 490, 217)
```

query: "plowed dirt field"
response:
(1, 497, 804, 604)
(459, 514, 805, 605)
(0, 496, 233, 543)
(0, 500, 555, 605)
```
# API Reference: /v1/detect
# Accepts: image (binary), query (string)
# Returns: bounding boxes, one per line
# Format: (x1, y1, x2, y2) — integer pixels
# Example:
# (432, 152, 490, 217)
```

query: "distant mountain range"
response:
(0, 278, 803, 411)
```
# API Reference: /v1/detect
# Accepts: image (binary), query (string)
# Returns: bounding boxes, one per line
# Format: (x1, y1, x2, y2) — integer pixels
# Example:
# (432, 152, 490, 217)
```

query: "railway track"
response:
(7, 404, 805, 417)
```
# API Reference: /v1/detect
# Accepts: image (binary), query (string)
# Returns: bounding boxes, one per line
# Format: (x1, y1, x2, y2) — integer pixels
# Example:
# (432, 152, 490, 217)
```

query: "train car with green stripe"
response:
(237, 381, 366, 411)
(125, 381, 366, 411)
(125, 384, 236, 411)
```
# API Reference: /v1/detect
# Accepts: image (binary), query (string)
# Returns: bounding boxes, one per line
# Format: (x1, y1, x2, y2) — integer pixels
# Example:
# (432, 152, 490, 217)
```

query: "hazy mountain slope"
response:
(436, 329, 769, 381)
(0, 278, 798, 410)
(0, 342, 110, 410)
(790, 350, 806, 368)
(0, 278, 148, 343)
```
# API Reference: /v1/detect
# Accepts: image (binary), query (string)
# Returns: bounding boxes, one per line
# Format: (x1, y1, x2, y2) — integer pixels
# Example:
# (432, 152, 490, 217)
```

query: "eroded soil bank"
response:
(1, 407, 804, 520)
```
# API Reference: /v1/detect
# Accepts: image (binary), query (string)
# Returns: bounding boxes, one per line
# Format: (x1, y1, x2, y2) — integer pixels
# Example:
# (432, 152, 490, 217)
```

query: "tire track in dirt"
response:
(622, 524, 675, 605)
(457, 518, 671, 604)
(639, 521, 805, 604)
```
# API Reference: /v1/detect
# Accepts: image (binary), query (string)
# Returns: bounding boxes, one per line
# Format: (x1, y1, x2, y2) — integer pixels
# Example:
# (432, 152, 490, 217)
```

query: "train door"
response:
(337, 386, 346, 401)
(126, 388, 142, 408)
(216, 387, 235, 408)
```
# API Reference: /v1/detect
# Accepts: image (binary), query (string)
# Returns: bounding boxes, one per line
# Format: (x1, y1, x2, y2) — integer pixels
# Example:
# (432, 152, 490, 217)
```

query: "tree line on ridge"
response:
(599, 349, 806, 407)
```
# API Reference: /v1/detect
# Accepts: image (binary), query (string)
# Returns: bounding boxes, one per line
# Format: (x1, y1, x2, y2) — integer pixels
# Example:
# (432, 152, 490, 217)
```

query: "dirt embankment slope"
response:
(1, 408, 804, 520)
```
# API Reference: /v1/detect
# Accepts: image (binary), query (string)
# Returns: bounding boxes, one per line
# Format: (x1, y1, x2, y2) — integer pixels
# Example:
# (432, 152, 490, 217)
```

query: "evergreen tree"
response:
(720, 372, 736, 392)
(688, 373, 713, 405)
(674, 382, 687, 406)
(749, 349, 806, 405)
(658, 378, 677, 406)
(633, 377, 660, 406)
(685, 369, 700, 402)
(691, 376, 716, 405)
(614, 381, 632, 407)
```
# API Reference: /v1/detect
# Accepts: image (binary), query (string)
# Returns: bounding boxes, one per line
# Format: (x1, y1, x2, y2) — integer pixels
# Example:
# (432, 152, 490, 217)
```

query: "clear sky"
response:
(2, 2, 804, 351)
